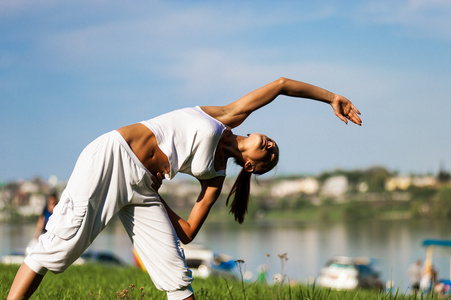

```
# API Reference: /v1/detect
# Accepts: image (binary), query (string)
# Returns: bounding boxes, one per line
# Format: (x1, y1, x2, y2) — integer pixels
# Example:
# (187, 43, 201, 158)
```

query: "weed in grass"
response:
(116, 284, 145, 299)
(224, 277, 235, 300)
(262, 252, 292, 299)
(197, 287, 214, 300)
(276, 252, 288, 286)
(235, 259, 247, 300)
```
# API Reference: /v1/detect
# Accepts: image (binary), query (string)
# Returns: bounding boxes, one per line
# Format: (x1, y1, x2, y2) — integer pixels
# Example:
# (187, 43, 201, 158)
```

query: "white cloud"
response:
(164, 46, 415, 101)
(0, 0, 48, 14)
(21, 1, 339, 79)
(408, 0, 451, 9)
(354, 0, 451, 40)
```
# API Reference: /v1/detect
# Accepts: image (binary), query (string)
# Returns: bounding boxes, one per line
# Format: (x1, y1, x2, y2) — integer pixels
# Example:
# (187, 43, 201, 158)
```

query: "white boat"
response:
(181, 244, 238, 278)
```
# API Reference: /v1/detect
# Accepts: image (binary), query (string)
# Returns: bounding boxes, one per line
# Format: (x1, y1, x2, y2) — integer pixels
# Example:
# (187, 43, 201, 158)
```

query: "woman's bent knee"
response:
(166, 285, 194, 300)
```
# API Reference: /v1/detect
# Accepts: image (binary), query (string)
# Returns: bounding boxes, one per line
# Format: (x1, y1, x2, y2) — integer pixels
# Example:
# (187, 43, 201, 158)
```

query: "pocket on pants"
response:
(45, 194, 88, 240)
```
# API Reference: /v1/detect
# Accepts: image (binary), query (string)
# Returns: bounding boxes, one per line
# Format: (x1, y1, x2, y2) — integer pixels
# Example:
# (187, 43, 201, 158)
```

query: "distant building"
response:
(412, 176, 436, 188)
(270, 177, 319, 198)
(321, 176, 348, 199)
(19, 181, 40, 194)
(385, 176, 412, 191)
(386, 175, 437, 191)
(18, 194, 46, 216)
(0, 190, 9, 209)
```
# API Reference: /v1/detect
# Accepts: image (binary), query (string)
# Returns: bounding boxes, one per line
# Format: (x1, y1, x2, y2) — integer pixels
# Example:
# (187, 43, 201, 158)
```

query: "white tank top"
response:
(140, 106, 229, 180)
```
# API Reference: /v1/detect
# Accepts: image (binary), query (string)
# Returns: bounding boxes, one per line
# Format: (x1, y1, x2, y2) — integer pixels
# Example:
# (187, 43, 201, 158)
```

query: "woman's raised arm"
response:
(201, 77, 362, 128)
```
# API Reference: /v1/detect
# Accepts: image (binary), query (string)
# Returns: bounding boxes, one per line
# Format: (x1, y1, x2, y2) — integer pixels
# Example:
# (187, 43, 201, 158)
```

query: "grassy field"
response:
(0, 263, 448, 299)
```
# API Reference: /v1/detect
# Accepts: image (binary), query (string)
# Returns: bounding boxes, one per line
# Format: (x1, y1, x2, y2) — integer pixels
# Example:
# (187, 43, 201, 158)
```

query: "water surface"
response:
(2, 219, 450, 291)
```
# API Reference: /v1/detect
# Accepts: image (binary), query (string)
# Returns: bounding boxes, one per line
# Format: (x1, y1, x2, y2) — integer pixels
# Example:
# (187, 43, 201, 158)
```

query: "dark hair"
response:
(49, 190, 58, 199)
(226, 167, 251, 224)
(226, 144, 279, 223)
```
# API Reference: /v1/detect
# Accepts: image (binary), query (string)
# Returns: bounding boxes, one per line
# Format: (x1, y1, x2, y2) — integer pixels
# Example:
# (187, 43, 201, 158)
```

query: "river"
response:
(1, 218, 450, 292)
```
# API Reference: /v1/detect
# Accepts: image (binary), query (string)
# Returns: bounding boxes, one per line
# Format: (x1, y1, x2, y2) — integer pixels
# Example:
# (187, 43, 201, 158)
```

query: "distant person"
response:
(420, 262, 437, 292)
(25, 192, 58, 255)
(8, 77, 362, 300)
(407, 259, 422, 293)
(33, 191, 58, 238)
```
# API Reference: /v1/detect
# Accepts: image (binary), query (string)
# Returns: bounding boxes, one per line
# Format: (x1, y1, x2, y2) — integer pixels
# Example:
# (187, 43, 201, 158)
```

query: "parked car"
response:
(2, 250, 125, 267)
(80, 250, 126, 266)
(317, 256, 383, 290)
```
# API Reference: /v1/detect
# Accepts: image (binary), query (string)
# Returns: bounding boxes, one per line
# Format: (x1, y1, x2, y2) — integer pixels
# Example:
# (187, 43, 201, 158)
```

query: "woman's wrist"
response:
(327, 93, 337, 104)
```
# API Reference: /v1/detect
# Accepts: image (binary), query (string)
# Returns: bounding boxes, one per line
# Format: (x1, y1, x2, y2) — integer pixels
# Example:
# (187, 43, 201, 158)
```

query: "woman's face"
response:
(245, 133, 279, 171)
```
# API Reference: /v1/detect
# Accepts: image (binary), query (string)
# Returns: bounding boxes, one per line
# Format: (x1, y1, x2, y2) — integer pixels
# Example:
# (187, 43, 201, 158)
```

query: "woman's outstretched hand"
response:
(330, 94, 362, 126)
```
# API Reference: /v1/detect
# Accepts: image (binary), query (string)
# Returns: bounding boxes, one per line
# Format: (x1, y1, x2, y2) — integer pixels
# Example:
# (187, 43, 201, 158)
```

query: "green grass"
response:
(1, 263, 448, 299)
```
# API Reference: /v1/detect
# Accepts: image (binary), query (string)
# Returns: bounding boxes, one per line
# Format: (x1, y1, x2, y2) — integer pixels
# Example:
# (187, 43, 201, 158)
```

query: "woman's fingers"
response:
(330, 94, 362, 126)
(335, 103, 362, 126)
(336, 111, 348, 124)
(345, 109, 362, 126)
(351, 103, 361, 115)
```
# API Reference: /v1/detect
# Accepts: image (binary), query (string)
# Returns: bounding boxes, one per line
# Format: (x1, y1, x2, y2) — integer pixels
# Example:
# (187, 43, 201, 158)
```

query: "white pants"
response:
(25, 131, 193, 300)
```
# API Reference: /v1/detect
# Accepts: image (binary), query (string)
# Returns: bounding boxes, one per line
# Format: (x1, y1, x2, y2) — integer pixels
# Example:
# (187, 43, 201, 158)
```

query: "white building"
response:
(321, 176, 348, 198)
(271, 177, 319, 198)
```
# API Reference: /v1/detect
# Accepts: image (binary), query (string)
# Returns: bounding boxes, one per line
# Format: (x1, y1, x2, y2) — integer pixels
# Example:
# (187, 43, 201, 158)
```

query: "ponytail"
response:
(226, 167, 252, 224)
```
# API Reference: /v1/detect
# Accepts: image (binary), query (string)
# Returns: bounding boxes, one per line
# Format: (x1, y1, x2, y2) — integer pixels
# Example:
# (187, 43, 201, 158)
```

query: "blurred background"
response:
(1, 0, 450, 293)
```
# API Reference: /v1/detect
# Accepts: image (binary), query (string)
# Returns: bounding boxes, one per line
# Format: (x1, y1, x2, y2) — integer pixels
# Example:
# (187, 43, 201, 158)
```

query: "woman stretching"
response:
(8, 77, 362, 300)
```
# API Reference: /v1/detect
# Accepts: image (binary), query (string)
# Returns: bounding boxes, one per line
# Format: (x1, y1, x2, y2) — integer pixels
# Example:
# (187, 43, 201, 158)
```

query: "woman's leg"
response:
(118, 203, 194, 300)
(7, 263, 44, 300)
(8, 132, 123, 298)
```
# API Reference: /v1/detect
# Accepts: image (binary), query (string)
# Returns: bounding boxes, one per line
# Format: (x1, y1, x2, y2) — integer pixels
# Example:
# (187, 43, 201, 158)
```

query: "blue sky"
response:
(1, 0, 450, 182)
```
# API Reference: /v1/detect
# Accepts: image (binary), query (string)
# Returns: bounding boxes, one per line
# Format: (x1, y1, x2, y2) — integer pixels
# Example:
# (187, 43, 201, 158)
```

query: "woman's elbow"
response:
(276, 77, 288, 84)
(276, 77, 288, 90)
(179, 229, 196, 244)
(180, 235, 194, 245)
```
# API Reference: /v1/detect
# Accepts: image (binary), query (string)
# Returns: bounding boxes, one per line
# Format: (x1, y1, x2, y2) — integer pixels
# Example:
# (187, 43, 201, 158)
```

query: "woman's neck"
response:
(219, 131, 245, 163)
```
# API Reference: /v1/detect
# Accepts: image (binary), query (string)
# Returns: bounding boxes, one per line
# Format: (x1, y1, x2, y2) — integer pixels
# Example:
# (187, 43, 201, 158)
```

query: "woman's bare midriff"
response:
(117, 123, 170, 177)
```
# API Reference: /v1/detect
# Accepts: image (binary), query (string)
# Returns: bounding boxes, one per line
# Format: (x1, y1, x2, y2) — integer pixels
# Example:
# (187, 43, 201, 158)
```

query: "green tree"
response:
(430, 186, 451, 219)
(365, 166, 391, 192)
(437, 162, 451, 182)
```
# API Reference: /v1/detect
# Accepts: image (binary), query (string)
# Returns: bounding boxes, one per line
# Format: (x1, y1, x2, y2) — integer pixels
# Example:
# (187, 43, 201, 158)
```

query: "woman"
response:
(8, 77, 361, 300)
